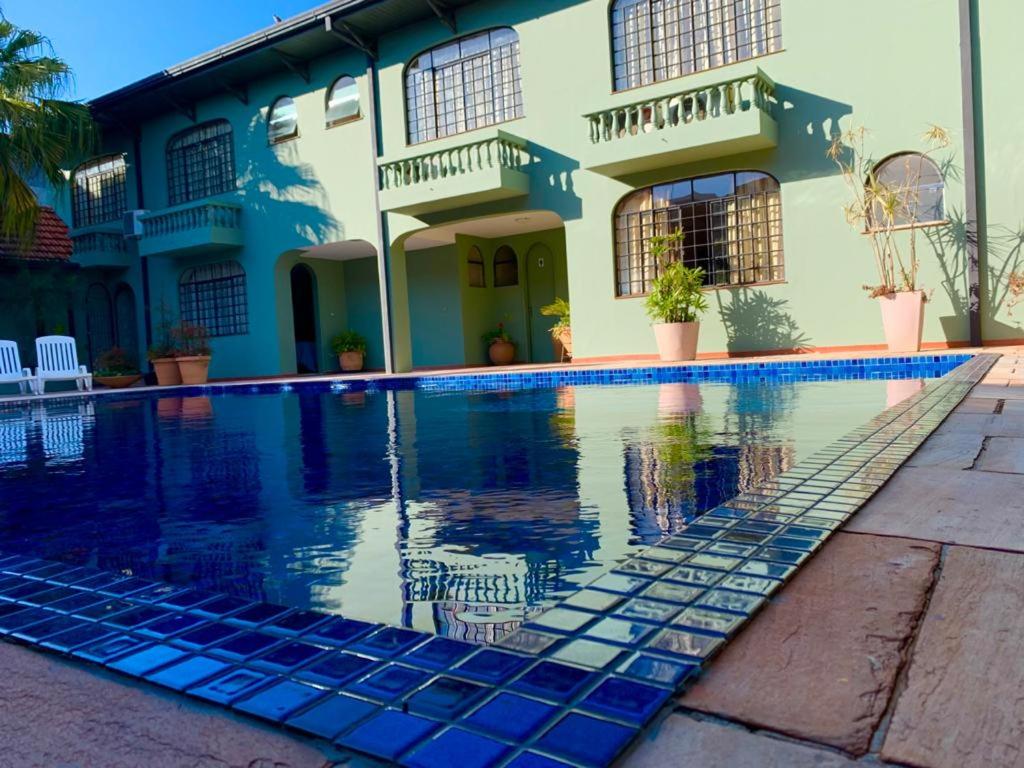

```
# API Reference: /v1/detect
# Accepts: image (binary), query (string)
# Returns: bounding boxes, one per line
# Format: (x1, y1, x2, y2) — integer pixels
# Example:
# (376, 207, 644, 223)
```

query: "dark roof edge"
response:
(89, 0, 379, 110)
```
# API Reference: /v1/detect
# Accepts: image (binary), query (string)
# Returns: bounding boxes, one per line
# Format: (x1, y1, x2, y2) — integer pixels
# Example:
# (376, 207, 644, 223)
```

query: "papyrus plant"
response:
(827, 125, 950, 297)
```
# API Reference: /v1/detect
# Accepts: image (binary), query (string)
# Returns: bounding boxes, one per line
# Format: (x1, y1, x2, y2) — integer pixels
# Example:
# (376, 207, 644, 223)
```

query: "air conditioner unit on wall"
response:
(122, 210, 148, 239)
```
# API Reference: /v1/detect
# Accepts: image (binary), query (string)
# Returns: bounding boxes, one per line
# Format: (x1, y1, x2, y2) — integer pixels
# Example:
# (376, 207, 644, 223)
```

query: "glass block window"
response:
(614, 170, 783, 296)
(405, 27, 524, 145)
(166, 120, 236, 206)
(467, 245, 486, 287)
(268, 96, 299, 143)
(870, 153, 945, 228)
(494, 245, 518, 287)
(179, 260, 248, 337)
(611, 0, 782, 91)
(72, 155, 127, 228)
(326, 76, 360, 126)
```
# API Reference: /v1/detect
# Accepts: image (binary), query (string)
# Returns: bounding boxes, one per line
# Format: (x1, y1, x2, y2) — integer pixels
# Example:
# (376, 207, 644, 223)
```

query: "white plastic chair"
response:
(0, 340, 34, 394)
(34, 336, 92, 394)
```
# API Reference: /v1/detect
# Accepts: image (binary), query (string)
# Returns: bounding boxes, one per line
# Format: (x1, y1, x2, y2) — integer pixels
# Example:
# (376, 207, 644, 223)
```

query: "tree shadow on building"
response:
(715, 288, 812, 353)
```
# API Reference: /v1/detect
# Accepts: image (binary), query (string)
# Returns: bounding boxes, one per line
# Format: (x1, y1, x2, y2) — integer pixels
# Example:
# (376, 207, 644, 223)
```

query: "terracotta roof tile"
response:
(0, 206, 73, 262)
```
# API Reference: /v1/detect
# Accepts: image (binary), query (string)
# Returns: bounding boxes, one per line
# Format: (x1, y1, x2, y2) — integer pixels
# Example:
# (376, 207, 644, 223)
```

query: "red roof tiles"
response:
(0, 206, 73, 262)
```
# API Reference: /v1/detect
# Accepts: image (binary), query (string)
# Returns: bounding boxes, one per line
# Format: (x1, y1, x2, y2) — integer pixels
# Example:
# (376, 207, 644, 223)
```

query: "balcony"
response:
(379, 130, 529, 217)
(581, 67, 778, 177)
(138, 201, 243, 258)
(71, 229, 131, 269)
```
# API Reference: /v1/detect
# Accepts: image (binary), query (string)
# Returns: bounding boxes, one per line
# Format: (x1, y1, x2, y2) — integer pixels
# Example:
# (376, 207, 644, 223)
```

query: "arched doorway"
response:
(525, 242, 557, 362)
(290, 264, 319, 373)
(113, 283, 138, 360)
(85, 283, 114, 367)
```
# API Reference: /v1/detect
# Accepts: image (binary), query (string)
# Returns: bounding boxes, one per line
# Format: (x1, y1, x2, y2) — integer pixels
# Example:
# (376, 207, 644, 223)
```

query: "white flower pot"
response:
(878, 291, 925, 353)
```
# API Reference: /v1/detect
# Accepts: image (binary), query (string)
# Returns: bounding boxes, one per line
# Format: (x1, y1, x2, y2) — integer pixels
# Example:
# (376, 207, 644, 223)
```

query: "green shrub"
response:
(331, 330, 367, 354)
(644, 232, 708, 324)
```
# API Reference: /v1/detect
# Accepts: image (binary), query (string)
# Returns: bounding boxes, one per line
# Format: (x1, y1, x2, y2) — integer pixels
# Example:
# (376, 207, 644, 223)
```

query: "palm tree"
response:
(0, 17, 94, 242)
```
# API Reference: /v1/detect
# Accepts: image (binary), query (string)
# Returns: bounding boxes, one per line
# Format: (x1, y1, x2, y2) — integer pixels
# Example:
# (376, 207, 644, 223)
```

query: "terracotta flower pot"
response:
(177, 355, 211, 385)
(95, 373, 142, 389)
(488, 340, 515, 365)
(877, 291, 925, 353)
(652, 321, 700, 362)
(151, 357, 182, 386)
(339, 351, 364, 372)
(552, 328, 573, 361)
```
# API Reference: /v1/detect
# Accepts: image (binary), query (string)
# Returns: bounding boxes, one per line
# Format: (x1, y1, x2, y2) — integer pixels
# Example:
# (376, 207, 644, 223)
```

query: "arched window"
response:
(494, 245, 519, 287)
(167, 120, 236, 205)
(870, 153, 945, 228)
(72, 155, 127, 228)
(467, 245, 486, 287)
(405, 27, 523, 145)
(268, 96, 299, 143)
(614, 171, 783, 296)
(326, 76, 361, 126)
(179, 260, 248, 337)
(610, 0, 782, 92)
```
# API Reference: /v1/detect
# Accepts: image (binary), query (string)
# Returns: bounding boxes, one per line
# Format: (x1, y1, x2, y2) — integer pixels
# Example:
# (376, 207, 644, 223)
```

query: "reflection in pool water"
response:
(0, 378, 919, 641)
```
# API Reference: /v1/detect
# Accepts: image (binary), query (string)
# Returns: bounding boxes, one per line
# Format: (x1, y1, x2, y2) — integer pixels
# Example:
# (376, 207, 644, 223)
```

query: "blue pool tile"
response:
(138, 612, 206, 639)
(536, 713, 636, 768)
(3, 581, 55, 602)
(69, 572, 127, 592)
(285, 693, 377, 739)
(454, 649, 531, 684)
(465, 692, 557, 741)
(0, 606, 53, 633)
(264, 609, 330, 636)
(73, 599, 134, 621)
(405, 676, 488, 718)
(74, 633, 150, 663)
(11, 614, 85, 642)
(307, 616, 376, 647)
(173, 622, 240, 650)
(43, 592, 106, 614)
(338, 710, 441, 762)
(403, 727, 510, 768)
(506, 753, 572, 768)
(208, 630, 281, 661)
(404, 637, 476, 671)
(100, 577, 157, 597)
(226, 602, 292, 628)
(190, 595, 252, 618)
(348, 626, 425, 658)
(41, 622, 117, 652)
(499, 629, 561, 654)
(295, 651, 378, 687)
(346, 664, 430, 703)
(146, 655, 231, 690)
(250, 640, 325, 673)
(579, 677, 671, 725)
(648, 628, 724, 660)
(617, 653, 697, 687)
(551, 639, 624, 670)
(510, 660, 595, 704)
(233, 679, 327, 722)
(107, 606, 172, 629)
(129, 583, 190, 604)
(108, 644, 188, 676)
(188, 668, 275, 705)
(159, 589, 218, 610)
(588, 573, 649, 595)
(584, 618, 654, 646)
(26, 587, 79, 606)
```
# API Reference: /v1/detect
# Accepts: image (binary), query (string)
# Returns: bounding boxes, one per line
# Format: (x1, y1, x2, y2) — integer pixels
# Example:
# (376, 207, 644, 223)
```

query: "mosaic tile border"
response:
(0, 352, 997, 768)
(0, 353, 972, 411)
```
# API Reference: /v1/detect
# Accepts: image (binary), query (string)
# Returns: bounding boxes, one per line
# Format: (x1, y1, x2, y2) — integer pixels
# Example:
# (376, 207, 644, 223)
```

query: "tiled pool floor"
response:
(0, 353, 997, 767)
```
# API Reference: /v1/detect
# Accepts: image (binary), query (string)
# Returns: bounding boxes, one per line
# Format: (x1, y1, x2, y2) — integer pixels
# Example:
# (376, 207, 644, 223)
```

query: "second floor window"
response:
(72, 155, 127, 228)
(166, 119, 236, 206)
(267, 96, 298, 143)
(611, 0, 782, 91)
(405, 27, 523, 145)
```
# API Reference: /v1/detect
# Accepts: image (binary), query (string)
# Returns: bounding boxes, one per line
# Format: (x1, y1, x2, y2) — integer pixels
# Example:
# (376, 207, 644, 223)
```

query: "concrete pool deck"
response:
(0, 348, 1019, 766)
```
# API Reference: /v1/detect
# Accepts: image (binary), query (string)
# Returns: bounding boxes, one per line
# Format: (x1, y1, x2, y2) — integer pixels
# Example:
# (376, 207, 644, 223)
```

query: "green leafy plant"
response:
(540, 297, 571, 338)
(482, 322, 513, 346)
(644, 232, 708, 324)
(331, 330, 367, 355)
(147, 300, 178, 360)
(94, 347, 138, 376)
(172, 322, 211, 357)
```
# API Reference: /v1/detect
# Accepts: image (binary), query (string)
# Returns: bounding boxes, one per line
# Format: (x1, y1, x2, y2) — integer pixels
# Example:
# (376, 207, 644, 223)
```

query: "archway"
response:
(290, 263, 319, 373)
(85, 283, 114, 367)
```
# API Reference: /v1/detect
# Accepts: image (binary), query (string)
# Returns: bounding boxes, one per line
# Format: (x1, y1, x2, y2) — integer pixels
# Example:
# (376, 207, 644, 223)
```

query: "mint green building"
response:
(54, 0, 1023, 378)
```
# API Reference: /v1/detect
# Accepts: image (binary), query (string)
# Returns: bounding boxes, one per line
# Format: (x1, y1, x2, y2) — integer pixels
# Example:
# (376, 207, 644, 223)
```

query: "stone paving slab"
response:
(0, 642, 335, 768)
(846, 465, 1024, 552)
(967, 384, 1024, 399)
(906, 431, 985, 470)
(932, 413, 1024, 438)
(974, 436, 1024, 474)
(679, 532, 940, 755)
(955, 397, 1001, 414)
(625, 714, 862, 767)
(881, 546, 1024, 768)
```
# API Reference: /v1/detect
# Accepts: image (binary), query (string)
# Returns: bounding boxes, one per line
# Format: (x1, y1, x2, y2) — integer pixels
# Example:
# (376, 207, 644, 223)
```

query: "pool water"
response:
(0, 377, 924, 641)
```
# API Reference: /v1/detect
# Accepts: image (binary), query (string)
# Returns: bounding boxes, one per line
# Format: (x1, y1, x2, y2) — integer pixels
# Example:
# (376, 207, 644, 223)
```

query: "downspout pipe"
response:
(959, 0, 982, 346)
(132, 127, 154, 353)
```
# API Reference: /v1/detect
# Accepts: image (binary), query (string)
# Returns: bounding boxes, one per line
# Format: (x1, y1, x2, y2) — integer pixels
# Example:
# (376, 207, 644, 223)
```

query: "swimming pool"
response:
(0, 356, 966, 642)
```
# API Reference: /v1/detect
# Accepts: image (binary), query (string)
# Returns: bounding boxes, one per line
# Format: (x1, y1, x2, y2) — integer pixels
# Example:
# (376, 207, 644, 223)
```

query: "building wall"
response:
(63, 0, 1023, 378)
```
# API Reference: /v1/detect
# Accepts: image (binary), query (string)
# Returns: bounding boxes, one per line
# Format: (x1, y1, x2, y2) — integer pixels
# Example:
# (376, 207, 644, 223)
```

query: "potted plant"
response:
(828, 125, 950, 352)
(645, 232, 708, 361)
(94, 347, 142, 389)
(483, 323, 515, 365)
(148, 302, 180, 386)
(541, 298, 572, 361)
(332, 330, 367, 372)
(173, 322, 212, 385)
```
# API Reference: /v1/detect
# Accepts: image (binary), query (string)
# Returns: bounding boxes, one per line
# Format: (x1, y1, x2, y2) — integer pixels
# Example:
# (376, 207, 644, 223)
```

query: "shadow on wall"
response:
(773, 86, 852, 182)
(716, 288, 812, 353)
(237, 115, 340, 248)
(981, 221, 1024, 336)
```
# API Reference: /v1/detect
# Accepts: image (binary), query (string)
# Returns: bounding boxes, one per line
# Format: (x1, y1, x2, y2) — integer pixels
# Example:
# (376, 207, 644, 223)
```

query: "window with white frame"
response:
(610, 0, 782, 92)
(72, 155, 127, 228)
(268, 96, 299, 143)
(325, 76, 361, 126)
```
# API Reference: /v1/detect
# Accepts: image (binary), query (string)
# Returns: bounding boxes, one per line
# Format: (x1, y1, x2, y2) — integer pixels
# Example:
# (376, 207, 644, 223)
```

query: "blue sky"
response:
(3, 0, 318, 100)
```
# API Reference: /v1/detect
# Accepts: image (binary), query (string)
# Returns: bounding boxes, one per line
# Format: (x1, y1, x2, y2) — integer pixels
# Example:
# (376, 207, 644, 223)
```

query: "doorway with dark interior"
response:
(290, 263, 319, 373)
